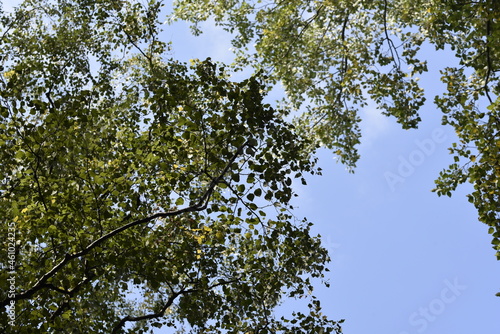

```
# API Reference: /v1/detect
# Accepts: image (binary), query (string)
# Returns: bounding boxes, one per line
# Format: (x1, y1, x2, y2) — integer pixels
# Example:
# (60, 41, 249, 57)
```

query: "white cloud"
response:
(359, 101, 392, 147)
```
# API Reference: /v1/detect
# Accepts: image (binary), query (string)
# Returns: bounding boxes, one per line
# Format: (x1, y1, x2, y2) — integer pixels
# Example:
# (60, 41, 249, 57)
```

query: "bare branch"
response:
(382, 0, 401, 70)
(484, 18, 493, 104)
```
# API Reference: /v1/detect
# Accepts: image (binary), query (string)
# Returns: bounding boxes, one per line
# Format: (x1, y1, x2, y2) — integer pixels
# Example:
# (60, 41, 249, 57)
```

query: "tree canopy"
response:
(0, 0, 340, 332)
(1, 0, 499, 332)
(171, 0, 500, 259)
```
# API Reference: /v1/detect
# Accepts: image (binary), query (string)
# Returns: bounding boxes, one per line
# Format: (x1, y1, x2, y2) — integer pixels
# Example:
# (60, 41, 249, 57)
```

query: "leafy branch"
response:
(0, 140, 250, 308)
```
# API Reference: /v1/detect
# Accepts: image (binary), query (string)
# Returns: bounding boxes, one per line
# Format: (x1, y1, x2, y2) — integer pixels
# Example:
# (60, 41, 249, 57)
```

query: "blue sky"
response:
(3, 1, 498, 332)
(164, 13, 500, 334)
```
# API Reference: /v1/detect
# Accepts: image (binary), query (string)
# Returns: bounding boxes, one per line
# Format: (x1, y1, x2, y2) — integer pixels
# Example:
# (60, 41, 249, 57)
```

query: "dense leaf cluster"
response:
(171, 0, 500, 258)
(0, 0, 342, 332)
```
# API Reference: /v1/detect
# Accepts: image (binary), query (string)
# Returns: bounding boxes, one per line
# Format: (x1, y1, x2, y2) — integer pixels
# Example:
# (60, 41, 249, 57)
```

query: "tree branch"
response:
(111, 278, 240, 333)
(382, 0, 401, 70)
(484, 17, 493, 104)
(111, 291, 181, 334)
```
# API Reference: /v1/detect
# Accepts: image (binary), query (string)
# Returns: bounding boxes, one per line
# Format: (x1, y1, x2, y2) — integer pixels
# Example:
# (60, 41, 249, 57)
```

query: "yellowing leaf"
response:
(3, 70, 15, 78)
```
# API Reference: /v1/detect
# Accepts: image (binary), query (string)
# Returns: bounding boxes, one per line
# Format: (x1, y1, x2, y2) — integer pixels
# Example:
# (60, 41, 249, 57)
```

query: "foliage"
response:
(170, 0, 500, 258)
(0, 0, 342, 332)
